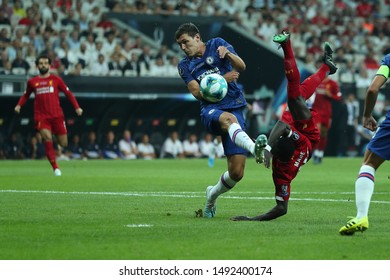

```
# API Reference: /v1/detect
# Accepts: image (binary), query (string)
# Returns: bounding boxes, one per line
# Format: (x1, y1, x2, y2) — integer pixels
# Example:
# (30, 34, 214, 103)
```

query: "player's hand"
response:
(76, 108, 83, 116)
(363, 115, 377, 131)
(223, 71, 240, 83)
(14, 105, 21, 114)
(217, 46, 230, 59)
(264, 150, 272, 169)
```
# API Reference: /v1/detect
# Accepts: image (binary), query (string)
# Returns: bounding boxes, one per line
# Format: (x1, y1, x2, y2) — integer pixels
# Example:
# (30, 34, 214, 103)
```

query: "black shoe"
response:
(322, 42, 337, 75)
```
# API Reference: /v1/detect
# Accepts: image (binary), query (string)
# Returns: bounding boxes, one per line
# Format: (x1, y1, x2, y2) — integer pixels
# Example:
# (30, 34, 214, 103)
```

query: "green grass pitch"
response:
(0, 158, 389, 260)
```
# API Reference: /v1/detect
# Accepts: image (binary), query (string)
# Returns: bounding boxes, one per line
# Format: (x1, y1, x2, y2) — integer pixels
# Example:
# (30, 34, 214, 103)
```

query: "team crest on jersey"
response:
(178, 67, 184, 77)
(208, 109, 215, 115)
(206, 56, 214, 65)
(292, 131, 300, 141)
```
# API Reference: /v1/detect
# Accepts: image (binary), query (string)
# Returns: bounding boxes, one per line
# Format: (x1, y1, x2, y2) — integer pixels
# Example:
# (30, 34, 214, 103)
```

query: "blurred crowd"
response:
(0, 0, 181, 77)
(0, 0, 389, 83)
(0, 129, 225, 161)
(1, 0, 390, 160)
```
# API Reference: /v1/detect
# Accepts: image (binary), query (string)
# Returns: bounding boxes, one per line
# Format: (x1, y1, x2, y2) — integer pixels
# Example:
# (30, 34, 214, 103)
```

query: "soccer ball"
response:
(199, 73, 228, 103)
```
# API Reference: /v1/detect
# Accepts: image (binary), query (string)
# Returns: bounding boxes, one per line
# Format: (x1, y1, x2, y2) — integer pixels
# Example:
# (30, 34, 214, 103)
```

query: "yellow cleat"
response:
(339, 216, 369, 235)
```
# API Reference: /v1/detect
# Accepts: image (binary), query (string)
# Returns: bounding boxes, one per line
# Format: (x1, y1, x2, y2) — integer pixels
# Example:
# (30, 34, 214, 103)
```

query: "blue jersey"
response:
(177, 37, 247, 112)
(380, 53, 390, 68)
(379, 53, 390, 79)
(366, 54, 390, 160)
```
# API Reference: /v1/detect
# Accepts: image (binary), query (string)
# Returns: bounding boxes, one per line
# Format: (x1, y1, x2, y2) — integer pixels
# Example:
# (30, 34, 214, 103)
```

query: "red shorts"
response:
(35, 117, 67, 135)
(317, 112, 331, 128)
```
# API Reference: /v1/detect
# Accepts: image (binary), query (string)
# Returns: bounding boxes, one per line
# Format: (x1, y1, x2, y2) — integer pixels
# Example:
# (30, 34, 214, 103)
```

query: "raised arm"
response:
(217, 46, 246, 72)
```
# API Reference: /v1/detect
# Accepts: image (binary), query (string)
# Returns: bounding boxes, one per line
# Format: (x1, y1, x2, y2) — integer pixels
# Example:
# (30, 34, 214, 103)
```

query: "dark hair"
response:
(35, 54, 52, 66)
(175, 22, 200, 40)
(272, 137, 295, 162)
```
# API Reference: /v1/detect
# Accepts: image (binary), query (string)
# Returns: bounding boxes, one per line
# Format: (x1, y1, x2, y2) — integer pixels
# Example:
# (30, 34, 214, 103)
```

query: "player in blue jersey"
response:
(339, 53, 390, 235)
(175, 22, 267, 218)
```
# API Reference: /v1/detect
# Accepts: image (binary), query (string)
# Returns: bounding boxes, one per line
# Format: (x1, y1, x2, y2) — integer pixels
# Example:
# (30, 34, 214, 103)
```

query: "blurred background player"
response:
(175, 22, 266, 218)
(311, 73, 342, 164)
(83, 131, 101, 159)
(137, 133, 156, 160)
(160, 130, 184, 159)
(14, 54, 83, 176)
(119, 129, 139, 160)
(339, 53, 390, 235)
(232, 31, 337, 221)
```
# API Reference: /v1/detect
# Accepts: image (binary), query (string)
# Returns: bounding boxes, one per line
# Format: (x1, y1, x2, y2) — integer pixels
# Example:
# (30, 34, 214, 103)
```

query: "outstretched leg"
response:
(273, 31, 311, 120)
(273, 31, 301, 100)
(273, 32, 338, 120)
(300, 42, 338, 99)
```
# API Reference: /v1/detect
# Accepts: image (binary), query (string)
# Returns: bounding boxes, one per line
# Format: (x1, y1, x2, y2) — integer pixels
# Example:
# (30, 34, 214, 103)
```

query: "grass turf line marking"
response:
(125, 224, 153, 228)
(1, 189, 390, 204)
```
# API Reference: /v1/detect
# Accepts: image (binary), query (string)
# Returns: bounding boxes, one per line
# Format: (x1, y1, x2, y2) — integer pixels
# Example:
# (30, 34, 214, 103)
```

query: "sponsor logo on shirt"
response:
(36, 87, 52, 95)
(197, 67, 220, 82)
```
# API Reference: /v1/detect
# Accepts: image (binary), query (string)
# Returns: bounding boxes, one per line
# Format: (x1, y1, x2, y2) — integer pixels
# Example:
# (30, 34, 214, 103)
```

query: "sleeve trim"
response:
(376, 65, 389, 79)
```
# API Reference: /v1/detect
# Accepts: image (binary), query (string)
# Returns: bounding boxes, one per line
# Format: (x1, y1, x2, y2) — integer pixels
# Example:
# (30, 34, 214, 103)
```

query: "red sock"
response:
(317, 136, 328, 151)
(282, 40, 302, 100)
(45, 141, 58, 170)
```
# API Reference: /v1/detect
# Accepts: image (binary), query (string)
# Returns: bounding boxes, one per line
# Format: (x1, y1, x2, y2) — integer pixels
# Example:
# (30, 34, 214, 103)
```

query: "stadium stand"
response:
(1, 0, 390, 159)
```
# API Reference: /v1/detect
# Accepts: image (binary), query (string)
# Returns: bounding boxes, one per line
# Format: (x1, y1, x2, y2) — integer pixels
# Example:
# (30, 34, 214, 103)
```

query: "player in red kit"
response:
(14, 55, 83, 176)
(312, 76, 342, 164)
(232, 31, 337, 221)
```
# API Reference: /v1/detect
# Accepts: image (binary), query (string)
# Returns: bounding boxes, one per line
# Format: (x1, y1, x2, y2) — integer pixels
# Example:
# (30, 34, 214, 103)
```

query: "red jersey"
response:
(17, 74, 80, 121)
(275, 110, 320, 185)
(312, 78, 341, 127)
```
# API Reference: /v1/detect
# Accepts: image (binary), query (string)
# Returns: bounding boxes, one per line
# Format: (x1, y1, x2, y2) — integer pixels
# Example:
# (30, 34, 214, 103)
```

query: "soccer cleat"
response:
(203, 186, 216, 218)
(272, 30, 290, 46)
(322, 42, 337, 75)
(54, 168, 62, 176)
(339, 216, 369, 235)
(313, 156, 322, 165)
(254, 134, 267, 164)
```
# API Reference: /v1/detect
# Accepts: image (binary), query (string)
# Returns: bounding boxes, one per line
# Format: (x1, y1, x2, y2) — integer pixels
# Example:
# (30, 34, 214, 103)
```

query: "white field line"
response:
(125, 224, 153, 228)
(1, 189, 390, 204)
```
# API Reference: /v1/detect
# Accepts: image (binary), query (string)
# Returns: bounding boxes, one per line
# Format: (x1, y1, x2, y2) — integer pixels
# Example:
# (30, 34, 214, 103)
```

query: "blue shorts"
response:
(200, 107, 248, 156)
(367, 112, 390, 160)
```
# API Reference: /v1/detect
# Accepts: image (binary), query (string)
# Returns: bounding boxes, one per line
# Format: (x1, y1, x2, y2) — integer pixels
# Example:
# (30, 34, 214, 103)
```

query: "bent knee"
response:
(229, 170, 244, 182)
(219, 112, 238, 131)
